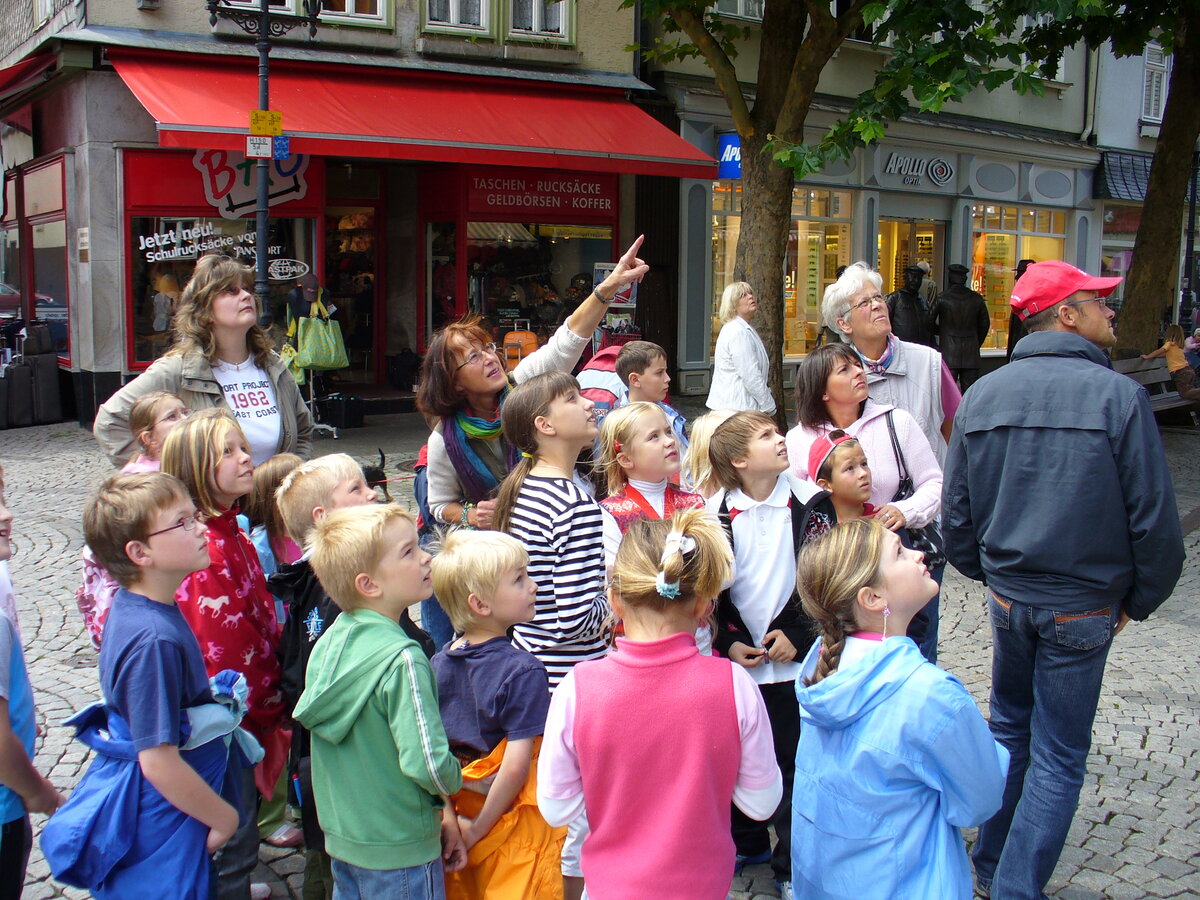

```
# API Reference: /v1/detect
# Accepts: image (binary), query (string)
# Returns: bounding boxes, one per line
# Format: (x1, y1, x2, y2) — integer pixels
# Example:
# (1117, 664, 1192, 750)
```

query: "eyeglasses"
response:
(456, 343, 498, 370)
(146, 512, 204, 539)
(155, 407, 191, 427)
(848, 293, 886, 314)
(1062, 298, 1111, 311)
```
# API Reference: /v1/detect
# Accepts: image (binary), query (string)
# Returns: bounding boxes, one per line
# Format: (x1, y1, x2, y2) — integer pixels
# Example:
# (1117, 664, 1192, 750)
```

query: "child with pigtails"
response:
(537, 509, 781, 900)
(791, 520, 1008, 899)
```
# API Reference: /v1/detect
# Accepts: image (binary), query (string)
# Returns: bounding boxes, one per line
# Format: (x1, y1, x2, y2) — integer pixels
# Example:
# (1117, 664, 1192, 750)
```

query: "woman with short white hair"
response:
(706, 281, 775, 414)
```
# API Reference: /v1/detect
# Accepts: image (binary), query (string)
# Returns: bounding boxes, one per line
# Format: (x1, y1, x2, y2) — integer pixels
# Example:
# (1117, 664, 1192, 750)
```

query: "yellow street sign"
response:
(249, 110, 283, 136)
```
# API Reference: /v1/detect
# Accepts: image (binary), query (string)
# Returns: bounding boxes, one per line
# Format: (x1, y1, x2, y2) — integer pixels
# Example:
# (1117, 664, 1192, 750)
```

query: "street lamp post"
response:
(205, 0, 322, 308)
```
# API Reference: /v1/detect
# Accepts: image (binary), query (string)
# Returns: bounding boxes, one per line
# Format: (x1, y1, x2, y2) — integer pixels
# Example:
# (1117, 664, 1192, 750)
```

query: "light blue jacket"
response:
(791, 637, 1008, 899)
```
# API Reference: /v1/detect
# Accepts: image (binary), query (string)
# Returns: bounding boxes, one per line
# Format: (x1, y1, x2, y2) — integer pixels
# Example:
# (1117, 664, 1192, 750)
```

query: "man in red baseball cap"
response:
(1009, 260, 1123, 348)
(943, 259, 1183, 900)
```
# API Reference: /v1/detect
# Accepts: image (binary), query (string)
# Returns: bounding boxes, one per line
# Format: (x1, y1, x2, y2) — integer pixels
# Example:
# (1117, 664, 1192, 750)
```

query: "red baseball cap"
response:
(1010, 261, 1122, 320)
(808, 430, 857, 482)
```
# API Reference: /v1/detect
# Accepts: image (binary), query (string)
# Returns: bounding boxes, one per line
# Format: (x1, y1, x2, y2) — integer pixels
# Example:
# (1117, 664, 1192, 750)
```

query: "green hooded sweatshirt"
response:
(294, 608, 462, 870)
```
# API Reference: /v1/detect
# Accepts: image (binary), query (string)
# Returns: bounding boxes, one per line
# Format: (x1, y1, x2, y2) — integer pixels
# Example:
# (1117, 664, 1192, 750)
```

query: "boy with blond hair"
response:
(271, 452, 379, 900)
(431, 530, 563, 899)
(294, 505, 465, 898)
(43, 473, 244, 898)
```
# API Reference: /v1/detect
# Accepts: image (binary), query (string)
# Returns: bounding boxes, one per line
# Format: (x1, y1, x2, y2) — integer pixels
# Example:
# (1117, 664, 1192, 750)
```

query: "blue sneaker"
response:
(733, 849, 771, 873)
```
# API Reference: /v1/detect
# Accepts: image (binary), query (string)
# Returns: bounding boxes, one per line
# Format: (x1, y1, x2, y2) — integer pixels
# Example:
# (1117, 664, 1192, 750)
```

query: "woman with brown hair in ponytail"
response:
(790, 518, 1007, 900)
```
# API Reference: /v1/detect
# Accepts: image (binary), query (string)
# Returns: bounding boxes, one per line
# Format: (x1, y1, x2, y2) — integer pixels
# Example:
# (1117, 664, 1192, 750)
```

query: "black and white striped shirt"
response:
(508, 475, 610, 688)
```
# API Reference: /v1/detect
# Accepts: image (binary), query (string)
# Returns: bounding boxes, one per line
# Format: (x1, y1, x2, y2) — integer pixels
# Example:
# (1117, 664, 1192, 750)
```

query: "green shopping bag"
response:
(280, 311, 305, 385)
(296, 293, 349, 371)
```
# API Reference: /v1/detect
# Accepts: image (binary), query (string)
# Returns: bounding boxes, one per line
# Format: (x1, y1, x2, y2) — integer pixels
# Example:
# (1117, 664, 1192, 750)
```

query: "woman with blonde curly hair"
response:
(94, 253, 312, 467)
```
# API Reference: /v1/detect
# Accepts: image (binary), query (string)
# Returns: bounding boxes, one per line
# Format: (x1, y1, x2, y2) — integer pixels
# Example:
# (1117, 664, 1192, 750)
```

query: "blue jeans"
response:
(972, 592, 1118, 900)
(331, 857, 445, 900)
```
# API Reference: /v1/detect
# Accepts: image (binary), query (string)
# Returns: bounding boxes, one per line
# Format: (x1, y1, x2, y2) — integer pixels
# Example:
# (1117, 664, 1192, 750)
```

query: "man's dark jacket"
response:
(942, 330, 1183, 620)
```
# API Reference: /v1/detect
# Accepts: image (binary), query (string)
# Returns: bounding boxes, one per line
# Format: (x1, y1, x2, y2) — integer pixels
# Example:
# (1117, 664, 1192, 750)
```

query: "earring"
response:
(882, 603, 891, 638)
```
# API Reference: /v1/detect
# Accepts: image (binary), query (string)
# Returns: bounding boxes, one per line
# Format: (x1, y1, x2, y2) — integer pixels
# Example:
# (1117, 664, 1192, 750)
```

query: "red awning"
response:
(0, 53, 55, 102)
(108, 50, 715, 178)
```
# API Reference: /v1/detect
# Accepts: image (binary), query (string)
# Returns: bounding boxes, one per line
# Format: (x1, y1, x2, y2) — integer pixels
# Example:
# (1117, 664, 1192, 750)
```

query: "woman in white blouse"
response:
(706, 282, 775, 414)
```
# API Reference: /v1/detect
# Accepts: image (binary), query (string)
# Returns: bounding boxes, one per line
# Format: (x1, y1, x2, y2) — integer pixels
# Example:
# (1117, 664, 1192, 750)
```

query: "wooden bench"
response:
(1112, 357, 1200, 425)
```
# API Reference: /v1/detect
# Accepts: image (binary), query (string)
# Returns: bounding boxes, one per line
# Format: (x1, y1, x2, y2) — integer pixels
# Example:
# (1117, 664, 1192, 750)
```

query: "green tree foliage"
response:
(627, 0, 1051, 413)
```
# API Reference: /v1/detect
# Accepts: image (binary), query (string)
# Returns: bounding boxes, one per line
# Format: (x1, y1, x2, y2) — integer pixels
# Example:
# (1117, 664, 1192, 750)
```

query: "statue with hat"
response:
(928, 263, 991, 390)
(886, 265, 935, 347)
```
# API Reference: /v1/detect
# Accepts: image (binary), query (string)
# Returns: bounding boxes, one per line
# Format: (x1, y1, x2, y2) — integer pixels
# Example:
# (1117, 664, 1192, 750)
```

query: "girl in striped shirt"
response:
(494, 372, 610, 690)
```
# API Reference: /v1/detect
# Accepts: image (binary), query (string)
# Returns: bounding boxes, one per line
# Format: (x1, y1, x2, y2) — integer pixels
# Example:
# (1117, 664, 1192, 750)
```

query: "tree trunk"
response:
(1119, 4, 1200, 352)
(735, 129, 795, 426)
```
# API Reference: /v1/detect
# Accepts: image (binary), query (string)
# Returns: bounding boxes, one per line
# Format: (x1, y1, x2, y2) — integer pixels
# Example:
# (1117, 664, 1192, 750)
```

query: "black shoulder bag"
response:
(884, 411, 946, 568)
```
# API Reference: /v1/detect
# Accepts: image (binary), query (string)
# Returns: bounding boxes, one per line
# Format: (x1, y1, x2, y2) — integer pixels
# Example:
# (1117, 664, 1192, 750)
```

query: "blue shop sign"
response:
(717, 133, 742, 179)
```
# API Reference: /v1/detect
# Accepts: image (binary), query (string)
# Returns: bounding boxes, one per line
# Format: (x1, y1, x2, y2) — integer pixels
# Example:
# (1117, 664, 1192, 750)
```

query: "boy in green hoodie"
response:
(294, 504, 465, 898)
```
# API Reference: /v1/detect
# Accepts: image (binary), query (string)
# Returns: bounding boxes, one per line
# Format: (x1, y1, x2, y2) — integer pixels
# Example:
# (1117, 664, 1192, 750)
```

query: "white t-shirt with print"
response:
(212, 358, 281, 465)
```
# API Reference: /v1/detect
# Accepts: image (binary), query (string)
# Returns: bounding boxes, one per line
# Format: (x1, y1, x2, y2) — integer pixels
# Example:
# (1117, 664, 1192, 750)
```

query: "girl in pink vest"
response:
(537, 509, 782, 899)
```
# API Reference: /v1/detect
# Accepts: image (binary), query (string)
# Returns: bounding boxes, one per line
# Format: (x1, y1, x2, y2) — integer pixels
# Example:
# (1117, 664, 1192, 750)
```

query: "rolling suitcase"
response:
(29, 353, 62, 424)
(4, 360, 33, 428)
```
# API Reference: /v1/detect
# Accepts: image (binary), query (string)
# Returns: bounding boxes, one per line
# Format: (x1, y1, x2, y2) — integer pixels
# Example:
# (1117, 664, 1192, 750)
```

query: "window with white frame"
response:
(510, 0, 566, 37)
(715, 0, 763, 21)
(427, 0, 489, 32)
(1143, 43, 1168, 123)
(1022, 13, 1064, 82)
(222, 0, 386, 27)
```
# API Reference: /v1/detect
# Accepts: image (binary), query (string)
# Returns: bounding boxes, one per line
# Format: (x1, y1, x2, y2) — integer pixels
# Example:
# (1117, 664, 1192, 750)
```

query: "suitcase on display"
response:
(316, 394, 364, 429)
(502, 330, 539, 372)
(4, 361, 34, 428)
(22, 324, 54, 356)
(0, 377, 7, 429)
(29, 353, 63, 424)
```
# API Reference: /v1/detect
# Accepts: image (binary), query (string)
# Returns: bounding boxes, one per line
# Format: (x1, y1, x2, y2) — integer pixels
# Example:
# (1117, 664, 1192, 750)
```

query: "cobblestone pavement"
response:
(2, 417, 1198, 899)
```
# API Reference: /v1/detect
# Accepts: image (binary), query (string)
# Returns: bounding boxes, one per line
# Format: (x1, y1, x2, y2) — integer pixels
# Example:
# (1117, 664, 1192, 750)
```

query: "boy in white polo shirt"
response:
(704, 410, 835, 899)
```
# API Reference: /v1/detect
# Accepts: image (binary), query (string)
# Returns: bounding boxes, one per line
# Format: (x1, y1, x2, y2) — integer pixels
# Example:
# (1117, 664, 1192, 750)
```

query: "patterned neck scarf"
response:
(855, 334, 897, 375)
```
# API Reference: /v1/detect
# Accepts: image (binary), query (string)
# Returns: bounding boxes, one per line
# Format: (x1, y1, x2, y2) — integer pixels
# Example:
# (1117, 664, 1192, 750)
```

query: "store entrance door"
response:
(878, 218, 945, 293)
(324, 205, 381, 383)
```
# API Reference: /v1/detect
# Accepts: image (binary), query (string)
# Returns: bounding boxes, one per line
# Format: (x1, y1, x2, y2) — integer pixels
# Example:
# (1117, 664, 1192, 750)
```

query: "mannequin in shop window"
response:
(928, 264, 991, 391)
(887, 266, 936, 348)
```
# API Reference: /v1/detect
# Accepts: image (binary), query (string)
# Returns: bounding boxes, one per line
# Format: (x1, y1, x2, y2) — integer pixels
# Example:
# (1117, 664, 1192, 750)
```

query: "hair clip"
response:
(613, 440, 621, 452)
(655, 572, 681, 599)
(520, 450, 534, 459)
(659, 532, 696, 565)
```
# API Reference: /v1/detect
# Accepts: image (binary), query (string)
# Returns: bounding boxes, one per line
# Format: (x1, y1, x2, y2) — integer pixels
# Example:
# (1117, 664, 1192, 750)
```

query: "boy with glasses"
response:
(44, 472, 248, 898)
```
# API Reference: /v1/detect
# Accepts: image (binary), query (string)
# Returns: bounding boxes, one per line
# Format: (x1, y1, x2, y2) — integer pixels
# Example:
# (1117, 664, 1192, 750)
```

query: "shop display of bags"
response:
(29, 352, 63, 424)
(295, 295, 349, 372)
(3, 359, 34, 428)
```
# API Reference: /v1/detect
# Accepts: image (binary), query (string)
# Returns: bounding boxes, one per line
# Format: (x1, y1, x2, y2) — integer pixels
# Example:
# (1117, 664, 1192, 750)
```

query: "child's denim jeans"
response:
(331, 857, 445, 900)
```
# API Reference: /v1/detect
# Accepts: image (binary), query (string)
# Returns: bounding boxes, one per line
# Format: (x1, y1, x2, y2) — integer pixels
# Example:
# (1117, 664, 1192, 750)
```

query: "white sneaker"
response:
(776, 881, 794, 900)
(250, 884, 272, 900)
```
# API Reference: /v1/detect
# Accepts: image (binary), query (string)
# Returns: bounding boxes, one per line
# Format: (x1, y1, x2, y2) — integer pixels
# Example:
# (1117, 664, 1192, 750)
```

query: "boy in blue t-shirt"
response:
(42, 472, 240, 899)
(430, 529, 562, 898)
(0, 463, 63, 898)
(616, 341, 690, 458)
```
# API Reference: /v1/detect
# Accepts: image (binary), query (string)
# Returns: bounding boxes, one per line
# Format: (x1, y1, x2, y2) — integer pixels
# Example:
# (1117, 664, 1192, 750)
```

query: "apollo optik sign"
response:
(717, 133, 742, 179)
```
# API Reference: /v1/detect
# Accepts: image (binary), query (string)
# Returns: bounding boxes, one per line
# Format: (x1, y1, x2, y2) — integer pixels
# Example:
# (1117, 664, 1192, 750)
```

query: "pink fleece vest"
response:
(572, 633, 741, 899)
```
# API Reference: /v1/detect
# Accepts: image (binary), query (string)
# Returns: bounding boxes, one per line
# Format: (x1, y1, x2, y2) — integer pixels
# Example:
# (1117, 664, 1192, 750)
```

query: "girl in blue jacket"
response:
(791, 520, 1008, 899)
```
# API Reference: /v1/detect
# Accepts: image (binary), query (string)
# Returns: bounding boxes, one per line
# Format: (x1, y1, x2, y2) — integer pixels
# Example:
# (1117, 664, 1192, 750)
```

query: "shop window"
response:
(32, 219, 69, 357)
(716, 0, 763, 21)
(325, 206, 380, 383)
(510, 0, 567, 39)
(0, 178, 19, 327)
(427, 222, 458, 337)
(465, 222, 612, 345)
(1143, 44, 1168, 123)
(970, 203, 1067, 351)
(128, 215, 316, 366)
(713, 181, 852, 359)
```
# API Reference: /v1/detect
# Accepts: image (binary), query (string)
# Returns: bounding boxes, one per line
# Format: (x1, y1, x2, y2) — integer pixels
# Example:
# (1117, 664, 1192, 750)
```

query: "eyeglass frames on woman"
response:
(848, 293, 887, 314)
(456, 343, 499, 370)
(146, 512, 205, 539)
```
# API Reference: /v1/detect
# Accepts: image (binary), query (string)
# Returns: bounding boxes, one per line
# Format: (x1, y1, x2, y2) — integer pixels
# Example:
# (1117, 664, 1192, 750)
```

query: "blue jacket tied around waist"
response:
(41, 670, 263, 899)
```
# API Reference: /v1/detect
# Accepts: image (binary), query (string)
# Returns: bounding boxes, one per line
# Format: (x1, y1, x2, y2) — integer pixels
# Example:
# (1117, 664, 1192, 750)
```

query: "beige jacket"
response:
(93, 350, 313, 466)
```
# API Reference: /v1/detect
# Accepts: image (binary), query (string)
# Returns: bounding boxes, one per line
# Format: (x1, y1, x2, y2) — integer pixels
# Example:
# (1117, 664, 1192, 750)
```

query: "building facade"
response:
(0, 0, 713, 423)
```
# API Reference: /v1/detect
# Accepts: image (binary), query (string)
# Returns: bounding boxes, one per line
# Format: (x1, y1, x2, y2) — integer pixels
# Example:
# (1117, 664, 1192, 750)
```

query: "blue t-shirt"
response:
(432, 637, 550, 759)
(0, 613, 35, 825)
(99, 590, 213, 752)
